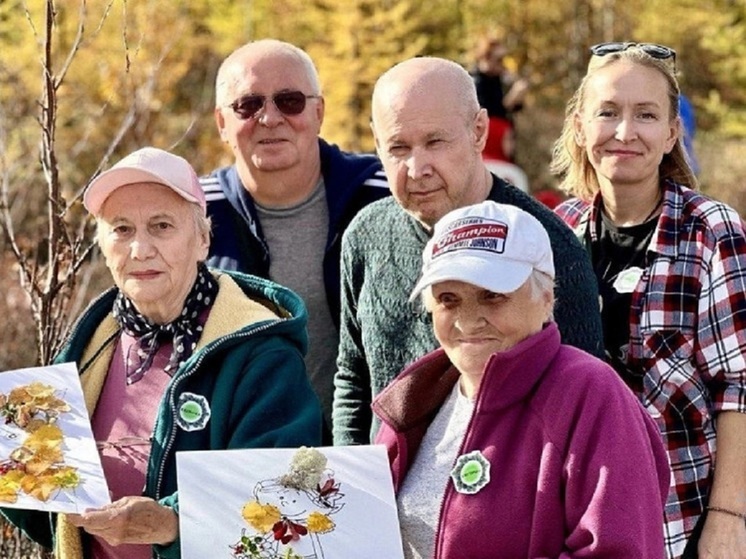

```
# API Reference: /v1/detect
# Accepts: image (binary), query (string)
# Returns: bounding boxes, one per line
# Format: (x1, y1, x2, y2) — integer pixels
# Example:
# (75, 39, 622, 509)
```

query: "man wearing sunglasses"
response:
(201, 39, 389, 439)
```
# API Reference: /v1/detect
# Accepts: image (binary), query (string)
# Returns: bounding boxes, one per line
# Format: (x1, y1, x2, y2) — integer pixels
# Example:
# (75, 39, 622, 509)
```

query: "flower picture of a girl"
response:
(177, 445, 404, 559)
(229, 447, 344, 559)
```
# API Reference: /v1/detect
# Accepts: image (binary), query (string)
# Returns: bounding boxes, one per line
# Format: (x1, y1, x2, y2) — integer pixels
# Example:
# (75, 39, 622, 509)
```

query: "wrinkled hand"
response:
(67, 495, 178, 547)
(698, 512, 746, 559)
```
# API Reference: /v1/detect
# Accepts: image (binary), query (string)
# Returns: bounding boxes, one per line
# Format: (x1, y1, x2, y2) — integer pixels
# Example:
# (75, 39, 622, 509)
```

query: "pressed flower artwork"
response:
(0, 362, 109, 512)
(177, 446, 403, 559)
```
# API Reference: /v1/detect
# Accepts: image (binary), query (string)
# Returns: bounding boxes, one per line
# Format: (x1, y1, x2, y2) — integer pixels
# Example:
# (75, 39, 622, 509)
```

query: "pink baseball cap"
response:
(83, 147, 206, 215)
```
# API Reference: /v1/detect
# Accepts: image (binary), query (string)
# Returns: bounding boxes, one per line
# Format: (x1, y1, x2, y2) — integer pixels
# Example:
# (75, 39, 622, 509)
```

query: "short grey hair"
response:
(215, 39, 321, 107)
(372, 57, 480, 129)
(420, 269, 555, 320)
(526, 270, 555, 321)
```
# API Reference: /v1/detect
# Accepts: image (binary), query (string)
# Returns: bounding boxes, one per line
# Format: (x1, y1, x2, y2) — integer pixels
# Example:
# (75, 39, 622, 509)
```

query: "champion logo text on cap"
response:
(432, 219, 508, 258)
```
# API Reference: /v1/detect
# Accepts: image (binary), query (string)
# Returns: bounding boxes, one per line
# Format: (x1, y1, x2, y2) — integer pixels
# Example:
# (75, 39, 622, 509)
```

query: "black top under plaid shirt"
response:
(556, 179, 746, 559)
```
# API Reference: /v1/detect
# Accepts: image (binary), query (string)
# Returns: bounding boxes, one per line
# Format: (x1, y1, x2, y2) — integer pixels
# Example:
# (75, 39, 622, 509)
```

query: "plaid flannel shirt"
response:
(556, 180, 746, 559)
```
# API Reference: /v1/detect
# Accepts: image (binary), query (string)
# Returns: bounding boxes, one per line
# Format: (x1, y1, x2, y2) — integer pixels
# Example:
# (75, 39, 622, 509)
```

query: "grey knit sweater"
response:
(332, 176, 604, 445)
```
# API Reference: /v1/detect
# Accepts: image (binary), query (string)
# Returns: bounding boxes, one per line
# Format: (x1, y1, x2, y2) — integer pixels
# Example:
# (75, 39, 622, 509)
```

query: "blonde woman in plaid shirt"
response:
(551, 42, 746, 559)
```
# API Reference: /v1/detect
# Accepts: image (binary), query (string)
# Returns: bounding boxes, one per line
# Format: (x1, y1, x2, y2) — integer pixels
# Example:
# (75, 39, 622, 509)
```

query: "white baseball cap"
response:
(83, 147, 206, 216)
(410, 201, 555, 300)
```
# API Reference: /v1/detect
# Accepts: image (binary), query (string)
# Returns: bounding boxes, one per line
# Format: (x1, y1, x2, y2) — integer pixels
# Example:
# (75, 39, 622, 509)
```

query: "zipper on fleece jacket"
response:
(431, 356, 496, 559)
(153, 318, 283, 500)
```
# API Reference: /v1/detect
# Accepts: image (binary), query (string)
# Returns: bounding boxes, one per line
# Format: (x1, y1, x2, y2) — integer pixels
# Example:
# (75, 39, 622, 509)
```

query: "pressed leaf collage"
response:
(0, 382, 80, 505)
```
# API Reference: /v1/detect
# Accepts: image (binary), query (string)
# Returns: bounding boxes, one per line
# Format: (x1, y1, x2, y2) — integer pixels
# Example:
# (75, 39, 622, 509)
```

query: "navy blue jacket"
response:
(201, 139, 389, 326)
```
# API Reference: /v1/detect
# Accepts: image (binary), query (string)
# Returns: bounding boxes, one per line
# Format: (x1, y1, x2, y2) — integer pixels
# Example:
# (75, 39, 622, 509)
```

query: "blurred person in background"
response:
(470, 36, 529, 163)
(551, 42, 746, 559)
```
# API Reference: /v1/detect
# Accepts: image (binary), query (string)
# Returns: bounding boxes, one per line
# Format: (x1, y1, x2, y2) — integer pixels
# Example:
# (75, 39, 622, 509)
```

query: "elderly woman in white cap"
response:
(373, 200, 671, 559)
(1, 147, 322, 559)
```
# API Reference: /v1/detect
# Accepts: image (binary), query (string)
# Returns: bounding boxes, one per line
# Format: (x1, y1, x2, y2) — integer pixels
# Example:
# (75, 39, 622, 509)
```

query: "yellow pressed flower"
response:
(24, 446, 63, 476)
(307, 512, 334, 534)
(242, 500, 281, 532)
(22, 473, 57, 502)
(24, 424, 63, 451)
(0, 486, 18, 503)
(0, 470, 23, 503)
(53, 467, 80, 489)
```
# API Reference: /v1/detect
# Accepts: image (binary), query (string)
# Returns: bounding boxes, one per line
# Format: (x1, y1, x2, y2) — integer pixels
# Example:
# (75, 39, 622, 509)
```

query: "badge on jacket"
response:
(176, 392, 211, 432)
(451, 450, 490, 494)
(613, 266, 643, 293)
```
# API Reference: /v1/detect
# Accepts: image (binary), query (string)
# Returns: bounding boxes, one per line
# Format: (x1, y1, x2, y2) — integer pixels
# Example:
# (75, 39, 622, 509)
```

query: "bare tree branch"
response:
(54, 0, 87, 90)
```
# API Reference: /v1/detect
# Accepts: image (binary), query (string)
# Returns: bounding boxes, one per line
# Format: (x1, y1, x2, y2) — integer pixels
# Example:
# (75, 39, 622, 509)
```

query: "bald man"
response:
(201, 40, 389, 436)
(332, 57, 604, 445)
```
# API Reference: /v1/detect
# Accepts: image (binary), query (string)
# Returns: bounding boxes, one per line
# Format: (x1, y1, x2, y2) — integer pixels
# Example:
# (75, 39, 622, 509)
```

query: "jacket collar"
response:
(215, 138, 382, 243)
(577, 179, 686, 260)
(373, 323, 562, 431)
(66, 272, 299, 414)
(475, 322, 561, 413)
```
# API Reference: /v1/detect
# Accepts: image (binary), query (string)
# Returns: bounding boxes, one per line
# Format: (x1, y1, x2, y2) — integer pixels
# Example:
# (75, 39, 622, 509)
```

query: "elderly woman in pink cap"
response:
(1, 147, 322, 559)
(373, 200, 671, 559)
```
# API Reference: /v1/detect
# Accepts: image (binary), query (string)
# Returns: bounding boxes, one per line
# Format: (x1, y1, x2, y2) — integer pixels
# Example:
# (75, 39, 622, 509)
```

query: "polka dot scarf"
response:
(112, 263, 219, 385)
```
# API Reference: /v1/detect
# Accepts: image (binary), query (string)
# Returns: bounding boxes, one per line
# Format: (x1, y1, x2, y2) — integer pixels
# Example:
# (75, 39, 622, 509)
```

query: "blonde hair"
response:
(549, 47, 698, 201)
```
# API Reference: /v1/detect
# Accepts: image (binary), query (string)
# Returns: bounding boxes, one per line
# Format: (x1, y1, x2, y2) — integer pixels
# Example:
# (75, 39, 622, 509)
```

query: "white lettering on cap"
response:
(432, 218, 508, 258)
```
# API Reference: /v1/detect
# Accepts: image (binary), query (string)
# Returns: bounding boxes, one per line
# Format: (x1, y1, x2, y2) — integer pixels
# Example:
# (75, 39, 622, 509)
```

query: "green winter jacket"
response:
(1, 270, 322, 559)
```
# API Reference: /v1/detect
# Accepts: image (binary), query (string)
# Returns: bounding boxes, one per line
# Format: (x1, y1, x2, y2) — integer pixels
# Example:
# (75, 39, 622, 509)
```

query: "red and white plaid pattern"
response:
(556, 180, 746, 559)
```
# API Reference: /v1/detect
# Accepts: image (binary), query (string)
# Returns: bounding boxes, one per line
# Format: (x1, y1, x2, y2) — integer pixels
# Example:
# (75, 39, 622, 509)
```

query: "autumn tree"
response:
(312, 0, 467, 151)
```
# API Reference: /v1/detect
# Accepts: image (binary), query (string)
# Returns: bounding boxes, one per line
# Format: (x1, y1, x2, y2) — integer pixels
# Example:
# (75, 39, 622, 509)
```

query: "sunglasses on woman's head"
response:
(590, 42, 676, 65)
(228, 90, 321, 120)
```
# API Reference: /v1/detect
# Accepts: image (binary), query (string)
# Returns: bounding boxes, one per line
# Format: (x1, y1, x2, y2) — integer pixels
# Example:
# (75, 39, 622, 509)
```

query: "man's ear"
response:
(370, 120, 383, 155)
(474, 108, 489, 151)
(198, 229, 210, 261)
(315, 96, 326, 130)
(215, 107, 229, 143)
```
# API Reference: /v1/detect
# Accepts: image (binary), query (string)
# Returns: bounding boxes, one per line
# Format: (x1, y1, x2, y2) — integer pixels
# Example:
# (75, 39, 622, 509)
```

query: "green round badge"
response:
(179, 401, 202, 423)
(459, 459, 483, 486)
(176, 392, 211, 432)
(613, 266, 643, 294)
(450, 450, 491, 494)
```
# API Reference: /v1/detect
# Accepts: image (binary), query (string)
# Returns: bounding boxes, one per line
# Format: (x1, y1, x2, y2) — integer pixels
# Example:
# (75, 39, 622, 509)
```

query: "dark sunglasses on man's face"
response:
(228, 90, 320, 120)
(590, 42, 676, 64)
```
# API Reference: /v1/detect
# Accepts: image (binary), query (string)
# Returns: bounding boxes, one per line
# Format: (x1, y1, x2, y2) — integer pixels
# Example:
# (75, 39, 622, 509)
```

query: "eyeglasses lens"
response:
(231, 91, 309, 120)
(273, 92, 307, 115)
(591, 42, 628, 57)
(590, 42, 675, 62)
(639, 44, 675, 60)
(231, 96, 264, 119)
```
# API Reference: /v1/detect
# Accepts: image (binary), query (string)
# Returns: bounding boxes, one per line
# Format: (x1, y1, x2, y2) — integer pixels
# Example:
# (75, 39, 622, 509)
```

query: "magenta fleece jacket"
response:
(373, 322, 670, 559)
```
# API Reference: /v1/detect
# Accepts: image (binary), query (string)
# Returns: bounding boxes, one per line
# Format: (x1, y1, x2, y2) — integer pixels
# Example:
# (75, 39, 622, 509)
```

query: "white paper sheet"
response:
(0, 362, 110, 512)
(177, 445, 404, 559)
